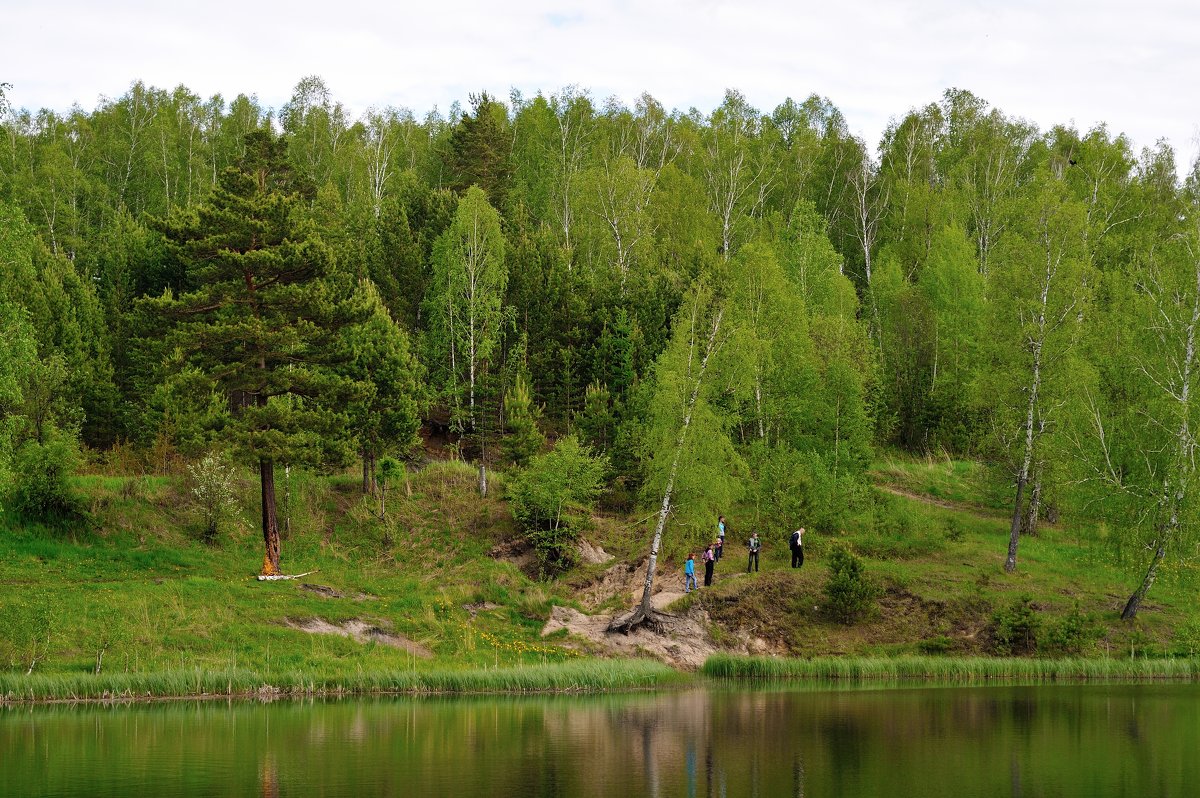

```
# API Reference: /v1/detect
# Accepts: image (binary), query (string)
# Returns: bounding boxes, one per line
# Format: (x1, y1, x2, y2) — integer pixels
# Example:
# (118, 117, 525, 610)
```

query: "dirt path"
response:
(874, 483, 1002, 519)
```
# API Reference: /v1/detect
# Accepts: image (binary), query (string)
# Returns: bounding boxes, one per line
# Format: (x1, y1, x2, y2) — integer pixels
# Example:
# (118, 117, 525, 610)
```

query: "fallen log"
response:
(255, 570, 317, 582)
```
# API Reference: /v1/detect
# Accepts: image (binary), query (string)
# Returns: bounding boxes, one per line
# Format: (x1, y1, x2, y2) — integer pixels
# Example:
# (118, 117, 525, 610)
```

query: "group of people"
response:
(683, 516, 806, 593)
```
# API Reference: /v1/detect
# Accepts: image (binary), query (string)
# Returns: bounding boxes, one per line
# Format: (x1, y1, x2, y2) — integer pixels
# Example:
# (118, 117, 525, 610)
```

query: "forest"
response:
(1, 77, 1198, 621)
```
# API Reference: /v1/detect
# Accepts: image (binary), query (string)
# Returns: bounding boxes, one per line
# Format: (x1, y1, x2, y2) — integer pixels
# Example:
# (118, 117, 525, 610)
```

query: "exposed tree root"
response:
(607, 606, 666, 634)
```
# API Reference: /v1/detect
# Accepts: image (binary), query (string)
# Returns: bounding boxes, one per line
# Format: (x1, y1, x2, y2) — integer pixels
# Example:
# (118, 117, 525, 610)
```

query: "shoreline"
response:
(5, 654, 1200, 706)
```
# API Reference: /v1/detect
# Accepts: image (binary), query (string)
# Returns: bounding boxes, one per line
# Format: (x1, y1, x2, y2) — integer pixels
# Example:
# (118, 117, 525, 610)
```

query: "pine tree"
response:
(145, 129, 363, 575)
(501, 373, 545, 467)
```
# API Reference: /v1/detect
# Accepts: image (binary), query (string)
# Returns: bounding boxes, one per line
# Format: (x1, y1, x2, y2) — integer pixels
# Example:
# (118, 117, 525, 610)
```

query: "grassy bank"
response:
(702, 653, 1200, 682)
(0, 659, 684, 703)
(5, 449, 1200, 698)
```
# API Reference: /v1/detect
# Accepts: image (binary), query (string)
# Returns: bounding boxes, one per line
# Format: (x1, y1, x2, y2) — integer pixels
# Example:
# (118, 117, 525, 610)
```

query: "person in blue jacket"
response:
(684, 553, 697, 593)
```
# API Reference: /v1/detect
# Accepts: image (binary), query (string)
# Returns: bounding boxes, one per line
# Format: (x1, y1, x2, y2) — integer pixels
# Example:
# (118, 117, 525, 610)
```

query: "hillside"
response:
(3, 451, 1197, 692)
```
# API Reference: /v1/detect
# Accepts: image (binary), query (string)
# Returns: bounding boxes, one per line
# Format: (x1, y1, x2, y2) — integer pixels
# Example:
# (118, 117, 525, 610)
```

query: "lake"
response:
(3, 683, 1197, 796)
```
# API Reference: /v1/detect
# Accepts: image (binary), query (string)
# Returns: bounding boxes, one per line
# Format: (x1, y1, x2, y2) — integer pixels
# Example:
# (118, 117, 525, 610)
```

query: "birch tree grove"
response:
(1079, 192, 1200, 618)
(698, 90, 776, 260)
(9, 76, 1200, 621)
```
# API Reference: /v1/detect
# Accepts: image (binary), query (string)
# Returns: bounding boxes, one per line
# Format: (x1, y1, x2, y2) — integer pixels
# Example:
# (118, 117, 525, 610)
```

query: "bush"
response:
(944, 517, 965, 542)
(918, 635, 956, 654)
(1041, 603, 1101, 656)
(822, 545, 880, 624)
(508, 436, 608, 576)
(990, 595, 1041, 655)
(7, 431, 82, 521)
(0, 589, 62, 673)
(1172, 618, 1200, 657)
(185, 452, 240, 543)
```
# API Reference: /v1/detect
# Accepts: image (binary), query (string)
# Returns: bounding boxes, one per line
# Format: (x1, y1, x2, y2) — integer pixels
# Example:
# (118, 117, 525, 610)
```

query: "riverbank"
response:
(0, 659, 685, 703)
(4, 453, 1200, 691)
(7, 653, 1200, 705)
(702, 653, 1200, 681)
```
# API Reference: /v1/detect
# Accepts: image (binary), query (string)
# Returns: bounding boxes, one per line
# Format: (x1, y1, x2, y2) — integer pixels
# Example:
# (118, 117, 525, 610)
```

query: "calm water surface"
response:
(3, 683, 1197, 797)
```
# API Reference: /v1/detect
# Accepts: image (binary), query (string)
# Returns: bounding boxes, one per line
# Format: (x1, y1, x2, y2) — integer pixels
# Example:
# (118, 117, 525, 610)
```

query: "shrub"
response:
(944, 517, 965, 542)
(822, 545, 880, 624)
(1041, 603, 1101, 656)
(990, 595, 1041, 655)
(185, 452, 240, 543)
(0, 589, 62, 673)
(508, 436, 608, 576)
(7, 431, 81, 522)
(918, 635, 956, 654)
(1172, 618, 1200, 657)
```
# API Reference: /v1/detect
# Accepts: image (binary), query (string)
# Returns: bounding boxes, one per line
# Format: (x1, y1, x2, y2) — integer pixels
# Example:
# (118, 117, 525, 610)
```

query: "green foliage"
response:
(990, 595, 1041, 655)
(0, 589, 63, 673)
(1041, 603, 1101, 656)
(822, 545, 880, 624)
(509, 436, 608, 575)
(501, 374, 544, 467)
(944, 516, 965, 542)
(918, 636, 956, 654)
(185, 452, 240, 543)
(638, 285, 746, 552)
(423, 186, 508, 430)
(576, 381, 617, 454)
(342, 282, 425, 464)
(7, 430, 81, 522)
(1172, 618, 1200, 657)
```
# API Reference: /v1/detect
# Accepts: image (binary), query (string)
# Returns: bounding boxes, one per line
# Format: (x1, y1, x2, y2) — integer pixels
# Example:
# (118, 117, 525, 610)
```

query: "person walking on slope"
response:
(747, 532, 760, 573)
(789, 527, 805, 568)
(684, 553, 698, 593)
(716, 516, 727, 561)
(703, 544, 716, 586)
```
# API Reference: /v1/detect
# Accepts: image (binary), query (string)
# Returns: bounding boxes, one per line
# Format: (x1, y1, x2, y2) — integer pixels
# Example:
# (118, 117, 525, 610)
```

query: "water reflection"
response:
(2, 684, 1198, 797)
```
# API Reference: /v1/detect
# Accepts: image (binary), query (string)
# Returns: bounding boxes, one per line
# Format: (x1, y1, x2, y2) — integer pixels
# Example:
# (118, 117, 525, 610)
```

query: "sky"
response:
(3, 0, 1198, 171)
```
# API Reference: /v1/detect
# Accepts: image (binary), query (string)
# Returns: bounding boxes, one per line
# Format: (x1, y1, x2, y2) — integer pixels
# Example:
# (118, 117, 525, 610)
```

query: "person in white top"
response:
(789, 527, 805, 568)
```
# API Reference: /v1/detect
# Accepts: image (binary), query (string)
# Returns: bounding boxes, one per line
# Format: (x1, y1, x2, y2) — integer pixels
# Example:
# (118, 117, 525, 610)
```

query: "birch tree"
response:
(425, 186, 507, 430)
(1077, 185, 1200, 618)
(611, 285, 738, 631)
(983, 177, 1091, 572)
(697, 90, 776, 260)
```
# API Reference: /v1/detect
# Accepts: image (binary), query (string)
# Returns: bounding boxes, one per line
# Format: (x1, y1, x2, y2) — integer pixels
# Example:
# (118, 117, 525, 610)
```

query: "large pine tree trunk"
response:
(260, 458, 282, 576)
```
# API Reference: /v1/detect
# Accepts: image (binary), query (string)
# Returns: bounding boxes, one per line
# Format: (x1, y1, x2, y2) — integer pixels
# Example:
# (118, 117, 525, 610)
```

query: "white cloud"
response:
(3, 0, 1197, 169)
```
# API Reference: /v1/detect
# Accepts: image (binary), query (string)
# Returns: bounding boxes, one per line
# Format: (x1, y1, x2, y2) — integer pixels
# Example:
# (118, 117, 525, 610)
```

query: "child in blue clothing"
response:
(684, 553, 697, 593)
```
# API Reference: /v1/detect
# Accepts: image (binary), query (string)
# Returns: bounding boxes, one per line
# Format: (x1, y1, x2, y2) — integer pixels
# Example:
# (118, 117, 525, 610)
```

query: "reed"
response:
(701, 654, 1200, 681)
(0, 659, 684, 703)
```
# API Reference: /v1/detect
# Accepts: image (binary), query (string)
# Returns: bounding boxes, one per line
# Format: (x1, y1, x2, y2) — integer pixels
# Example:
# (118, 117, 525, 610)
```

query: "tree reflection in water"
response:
(2, 684, 1198, 797)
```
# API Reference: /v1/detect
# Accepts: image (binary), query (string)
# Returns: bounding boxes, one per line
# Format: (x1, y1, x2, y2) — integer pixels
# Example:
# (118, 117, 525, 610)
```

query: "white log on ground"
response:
(256, 570, 317, 582)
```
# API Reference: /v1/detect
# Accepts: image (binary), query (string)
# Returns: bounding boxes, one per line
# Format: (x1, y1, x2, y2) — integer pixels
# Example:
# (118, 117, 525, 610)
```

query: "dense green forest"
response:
(1, 78, 1197, 618)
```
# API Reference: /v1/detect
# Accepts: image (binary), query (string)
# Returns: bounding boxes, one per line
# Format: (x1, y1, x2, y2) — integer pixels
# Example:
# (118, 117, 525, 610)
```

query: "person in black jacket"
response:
(789, 527, 805, 568)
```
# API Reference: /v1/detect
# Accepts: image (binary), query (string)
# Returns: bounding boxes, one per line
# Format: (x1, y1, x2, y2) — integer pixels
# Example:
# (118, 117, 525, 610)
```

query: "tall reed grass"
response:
(0, 659, 683, 703)
(702, 654, 1200, 681)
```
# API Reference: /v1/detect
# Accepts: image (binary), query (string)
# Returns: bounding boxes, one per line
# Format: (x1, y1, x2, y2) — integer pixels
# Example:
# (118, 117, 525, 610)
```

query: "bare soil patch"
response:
(285, 618, 432, 659)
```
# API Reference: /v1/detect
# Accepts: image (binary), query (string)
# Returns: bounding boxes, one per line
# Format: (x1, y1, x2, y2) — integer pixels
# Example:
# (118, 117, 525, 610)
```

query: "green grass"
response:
(6, 453, 1200, 702)
(0, 659, 684, 702)
(702, 653, 1200, 681)
(0, 466, 574, 685)
(870, 450, 1007, 510)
